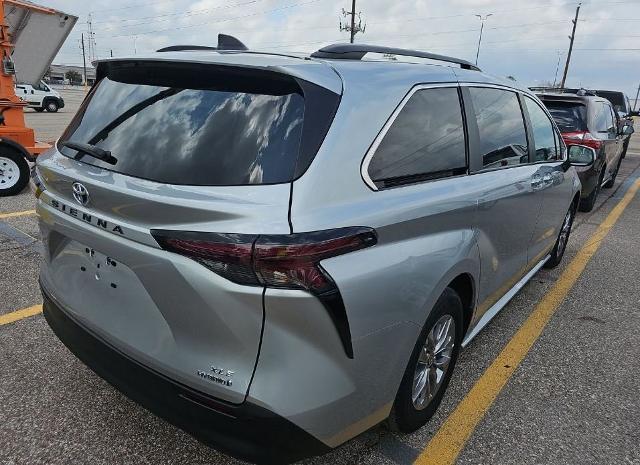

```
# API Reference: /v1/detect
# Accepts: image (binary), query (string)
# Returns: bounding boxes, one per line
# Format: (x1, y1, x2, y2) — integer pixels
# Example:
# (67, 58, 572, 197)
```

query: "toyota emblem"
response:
(72, 182, 90, 206)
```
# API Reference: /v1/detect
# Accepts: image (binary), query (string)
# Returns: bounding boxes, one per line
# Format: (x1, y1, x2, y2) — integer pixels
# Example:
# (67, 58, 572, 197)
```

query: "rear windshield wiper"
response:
(59, 140, 117, 165)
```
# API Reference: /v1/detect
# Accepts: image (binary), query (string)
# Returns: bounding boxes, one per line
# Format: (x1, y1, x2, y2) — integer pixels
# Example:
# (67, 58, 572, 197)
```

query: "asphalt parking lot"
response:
(1, 89, 639, 465)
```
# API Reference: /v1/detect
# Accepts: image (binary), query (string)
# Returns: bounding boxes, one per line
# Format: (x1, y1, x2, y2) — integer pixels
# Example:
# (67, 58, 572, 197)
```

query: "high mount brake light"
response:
(152, 227, 378, 358)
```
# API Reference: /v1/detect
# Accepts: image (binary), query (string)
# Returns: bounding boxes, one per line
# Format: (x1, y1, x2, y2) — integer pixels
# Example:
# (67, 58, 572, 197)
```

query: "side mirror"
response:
(622, 124, 635, 136)
(567, 144, 596, 166)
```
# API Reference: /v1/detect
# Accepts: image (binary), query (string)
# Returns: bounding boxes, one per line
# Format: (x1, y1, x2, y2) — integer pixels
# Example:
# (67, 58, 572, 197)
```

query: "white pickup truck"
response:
(15, 80, 65, 112)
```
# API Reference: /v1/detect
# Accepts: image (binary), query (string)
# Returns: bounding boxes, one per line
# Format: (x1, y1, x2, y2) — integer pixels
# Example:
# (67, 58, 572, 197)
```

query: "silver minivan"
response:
(35, 39, 585, 463)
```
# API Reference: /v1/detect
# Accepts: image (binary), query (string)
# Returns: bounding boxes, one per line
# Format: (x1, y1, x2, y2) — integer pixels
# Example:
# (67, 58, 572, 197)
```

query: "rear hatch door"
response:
(37, 58, 341, 403)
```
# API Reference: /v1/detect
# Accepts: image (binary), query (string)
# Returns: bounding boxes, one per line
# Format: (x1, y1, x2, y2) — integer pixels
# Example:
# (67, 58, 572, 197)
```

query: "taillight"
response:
(253, 228, 377, 293)
(153, 232, 258, 286)
(562, 131, 603, 150)
(152, 227, 378, 358)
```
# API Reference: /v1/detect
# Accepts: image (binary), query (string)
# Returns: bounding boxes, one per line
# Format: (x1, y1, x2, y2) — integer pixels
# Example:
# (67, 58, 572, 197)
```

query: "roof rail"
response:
(157, 34, 248, 53)
(310, 43, 481, 71)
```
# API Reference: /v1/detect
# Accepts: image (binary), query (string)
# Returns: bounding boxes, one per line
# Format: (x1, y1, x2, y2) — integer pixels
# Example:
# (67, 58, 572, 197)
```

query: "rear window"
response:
(542, 101, 588, 133)
(58, 62, 340, 186)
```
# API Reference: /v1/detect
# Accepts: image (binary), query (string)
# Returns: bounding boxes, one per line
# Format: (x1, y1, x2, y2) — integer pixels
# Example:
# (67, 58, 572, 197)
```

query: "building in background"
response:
(45, 64, 96, 85)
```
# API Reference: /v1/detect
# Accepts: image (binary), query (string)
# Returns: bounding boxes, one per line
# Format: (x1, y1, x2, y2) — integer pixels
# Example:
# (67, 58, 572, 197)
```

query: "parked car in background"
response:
(36, 39, 585, 464)
(15, 80, 64, 112)
(537, 91, 630, 211)
(592, 89, 636, 157)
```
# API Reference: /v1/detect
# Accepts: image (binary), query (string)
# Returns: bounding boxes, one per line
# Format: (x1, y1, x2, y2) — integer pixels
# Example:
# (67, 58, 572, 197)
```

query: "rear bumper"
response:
(41, 284, 330, 464)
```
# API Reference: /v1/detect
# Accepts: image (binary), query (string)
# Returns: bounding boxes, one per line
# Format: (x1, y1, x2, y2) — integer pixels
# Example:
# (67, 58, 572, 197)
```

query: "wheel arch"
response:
(417, 255, 479, 339)
(447, 273, 476, 336)
(0, 138, 32, 161)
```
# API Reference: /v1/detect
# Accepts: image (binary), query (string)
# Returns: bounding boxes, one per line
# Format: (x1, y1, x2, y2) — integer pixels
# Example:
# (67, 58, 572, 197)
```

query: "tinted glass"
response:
(368, 87, 466, 185)
(596, 91, 626, 113)
(524, 96, 558, 162)
(607, 105, 618, 135)
(469, 87, 528, 169)
(543, 101, 588, 132)
(593, 103, 612, 133)
(59, 65, 310, 186)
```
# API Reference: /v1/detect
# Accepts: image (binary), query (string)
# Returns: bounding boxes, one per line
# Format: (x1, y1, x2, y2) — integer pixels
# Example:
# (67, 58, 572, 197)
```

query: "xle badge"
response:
(197, 366, 235, 387)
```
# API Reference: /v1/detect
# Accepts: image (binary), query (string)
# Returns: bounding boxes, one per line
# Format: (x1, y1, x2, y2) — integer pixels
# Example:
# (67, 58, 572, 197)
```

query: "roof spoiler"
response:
(310, 43, 480, 71)
(157, 34, 248, 53)
(530, 86, 597, 96)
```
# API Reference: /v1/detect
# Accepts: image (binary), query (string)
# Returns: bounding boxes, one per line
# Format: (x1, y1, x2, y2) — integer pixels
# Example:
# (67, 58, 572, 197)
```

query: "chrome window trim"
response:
(360, 81, 549, 191)
(522, 93, 565, 163)
(360, 82, 462, 191)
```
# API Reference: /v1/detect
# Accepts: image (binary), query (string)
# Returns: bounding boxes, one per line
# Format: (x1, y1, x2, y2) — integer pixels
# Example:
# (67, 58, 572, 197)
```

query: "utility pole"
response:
(633, 82, 640, 112)
(86, 14, 96, 62)
(339, 1, 365, 43)
(560, 3, 581, 89)
(474, 14, 492, 66)
(110, 49, 113, 58)
(81, 33, 87, 89)
(552, 51, 562, 88)
(349, 0, 355, 43)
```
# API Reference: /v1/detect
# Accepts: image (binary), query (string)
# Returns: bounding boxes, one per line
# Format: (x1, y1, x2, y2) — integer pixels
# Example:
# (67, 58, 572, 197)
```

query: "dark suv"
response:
(592, 90, 636, 157)
(537, 92, 630, 211)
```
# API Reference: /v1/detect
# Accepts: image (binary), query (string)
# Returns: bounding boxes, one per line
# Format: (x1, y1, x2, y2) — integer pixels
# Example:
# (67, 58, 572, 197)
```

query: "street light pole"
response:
(475, 14, 493, 66)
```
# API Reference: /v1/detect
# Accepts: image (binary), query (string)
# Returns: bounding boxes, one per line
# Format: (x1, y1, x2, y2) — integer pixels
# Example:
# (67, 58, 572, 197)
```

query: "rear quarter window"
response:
(367, 86, 467, 188)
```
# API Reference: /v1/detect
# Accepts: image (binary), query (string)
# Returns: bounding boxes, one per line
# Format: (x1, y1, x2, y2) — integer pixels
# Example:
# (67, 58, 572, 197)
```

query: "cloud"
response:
(49, 0, 640, 96)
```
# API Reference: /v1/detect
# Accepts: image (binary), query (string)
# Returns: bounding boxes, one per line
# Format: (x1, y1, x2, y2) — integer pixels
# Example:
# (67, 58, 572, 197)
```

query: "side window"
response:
(367, 87, 466, 187)
(593, 103, 610, 133)
(524, 96, 558, 162)
(607, 105, 618, 136)
(468, 87, 528, 170)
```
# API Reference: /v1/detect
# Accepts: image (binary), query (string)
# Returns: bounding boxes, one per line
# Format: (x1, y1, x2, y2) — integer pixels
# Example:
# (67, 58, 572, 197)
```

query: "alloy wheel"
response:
(412, 314, 456, 410)
(557, 208, 573, 257)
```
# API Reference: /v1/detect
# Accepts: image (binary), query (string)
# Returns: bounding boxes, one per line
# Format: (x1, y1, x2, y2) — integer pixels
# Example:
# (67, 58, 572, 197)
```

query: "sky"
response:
(45, 0, 640, 99)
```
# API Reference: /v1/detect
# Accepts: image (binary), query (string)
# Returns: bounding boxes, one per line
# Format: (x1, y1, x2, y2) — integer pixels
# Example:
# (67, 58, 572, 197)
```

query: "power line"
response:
(91, 0, 267, 28)
(107, 0, 324, 38)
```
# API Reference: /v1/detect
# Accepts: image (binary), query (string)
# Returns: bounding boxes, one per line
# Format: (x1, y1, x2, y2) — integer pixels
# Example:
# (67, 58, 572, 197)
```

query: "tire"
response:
(543, 202, 576, 269)
(579, 170, 603, 212)
(621, 138, 629, 159)
(388, 287, 463, 433)
(44, 99, 59, 113)
(603, 157, 622, 189)
(34, 107, 45, 113)
(0, 146, 30, 197)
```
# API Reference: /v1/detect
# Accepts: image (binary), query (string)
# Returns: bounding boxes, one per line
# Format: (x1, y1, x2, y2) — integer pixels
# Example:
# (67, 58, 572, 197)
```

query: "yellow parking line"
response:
(0, 305, 43, 326)
(0, 209, 36, 220)
(415, 178, 640, 465)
